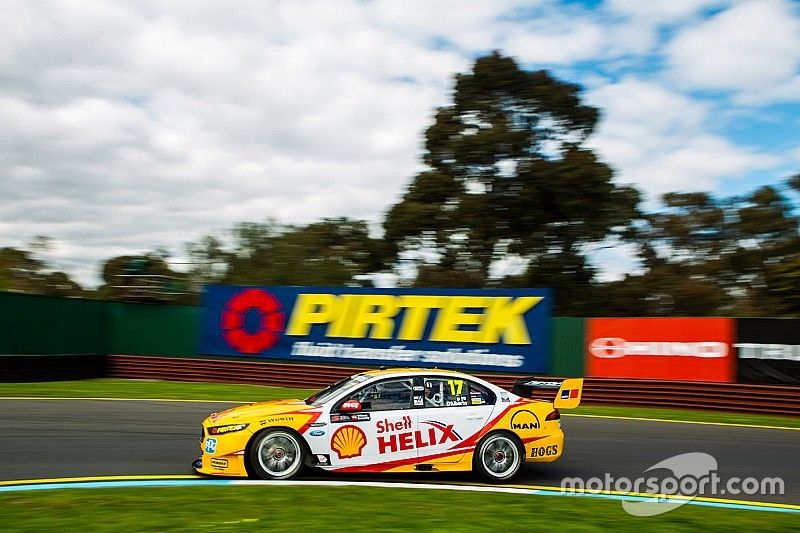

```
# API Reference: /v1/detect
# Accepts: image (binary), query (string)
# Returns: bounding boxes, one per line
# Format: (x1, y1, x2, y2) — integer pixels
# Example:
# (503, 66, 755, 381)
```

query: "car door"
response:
(416, 376, 497, 464)
(326, 377, 417, 468)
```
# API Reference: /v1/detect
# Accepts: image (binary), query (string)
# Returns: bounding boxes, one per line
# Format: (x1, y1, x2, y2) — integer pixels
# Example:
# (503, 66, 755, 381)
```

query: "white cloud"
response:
(503, 19, 607, 64)
(587, 78, 778, 200)
(665, 0, 800, 102)
(0, 0, 794, 288)
(0, 1, 469, 285)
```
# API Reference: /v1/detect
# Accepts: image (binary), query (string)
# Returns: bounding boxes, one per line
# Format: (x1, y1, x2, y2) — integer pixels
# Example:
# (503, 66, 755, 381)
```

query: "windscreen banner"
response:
(585, 317, 735, 382)
(736, 318, 800, 384)
(199, 286, 552, 373)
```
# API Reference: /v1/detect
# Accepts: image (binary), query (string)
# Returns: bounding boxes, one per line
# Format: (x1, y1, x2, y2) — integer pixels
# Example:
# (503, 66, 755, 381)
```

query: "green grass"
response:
(0, 378, 798, 428)
(570, 405, 800, 429)
(0, 485, 796, 532)
(0, 378, 316, 402)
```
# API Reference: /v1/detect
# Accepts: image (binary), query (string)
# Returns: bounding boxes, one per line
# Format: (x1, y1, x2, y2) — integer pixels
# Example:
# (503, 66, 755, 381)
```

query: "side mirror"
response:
(340, 399, 362, 412)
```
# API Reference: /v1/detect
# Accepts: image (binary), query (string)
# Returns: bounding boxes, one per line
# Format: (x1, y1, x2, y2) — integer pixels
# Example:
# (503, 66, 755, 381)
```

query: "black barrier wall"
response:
(737, 318, 800, 384)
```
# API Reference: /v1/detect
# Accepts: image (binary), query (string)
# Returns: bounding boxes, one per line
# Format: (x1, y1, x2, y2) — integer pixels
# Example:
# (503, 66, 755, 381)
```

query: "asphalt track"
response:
(1, 399, 797, 505)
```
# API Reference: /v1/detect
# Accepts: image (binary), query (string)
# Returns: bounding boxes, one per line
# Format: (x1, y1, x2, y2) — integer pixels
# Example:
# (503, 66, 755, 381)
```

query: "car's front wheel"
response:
(249, 429, 306, 480)
(473, 432, 523, 483)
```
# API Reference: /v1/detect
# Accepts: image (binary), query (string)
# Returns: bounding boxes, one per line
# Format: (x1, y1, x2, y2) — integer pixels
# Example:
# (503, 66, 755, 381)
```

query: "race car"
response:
(193, 368, 583, 482)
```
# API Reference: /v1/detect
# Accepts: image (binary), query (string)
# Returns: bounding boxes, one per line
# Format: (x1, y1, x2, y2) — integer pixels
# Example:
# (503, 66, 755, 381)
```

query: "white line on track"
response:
(0, 476, 797, 514)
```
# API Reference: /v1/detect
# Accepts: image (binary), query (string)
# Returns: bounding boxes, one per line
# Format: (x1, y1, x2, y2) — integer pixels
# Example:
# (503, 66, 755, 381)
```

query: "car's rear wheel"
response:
(473, 432, 523, 483)
(249, 429, 305, 480)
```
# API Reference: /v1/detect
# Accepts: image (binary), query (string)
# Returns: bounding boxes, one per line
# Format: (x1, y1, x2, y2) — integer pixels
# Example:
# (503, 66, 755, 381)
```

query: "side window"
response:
(341, 378, 413, 412)
(422, 377, 469, 408)
(466, 381, 496, 406)
(422, 377, 496, 408)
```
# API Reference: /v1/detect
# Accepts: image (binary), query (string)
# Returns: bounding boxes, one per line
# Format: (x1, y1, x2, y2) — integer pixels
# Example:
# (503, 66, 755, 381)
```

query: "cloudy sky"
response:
(1, 0, 799, 286)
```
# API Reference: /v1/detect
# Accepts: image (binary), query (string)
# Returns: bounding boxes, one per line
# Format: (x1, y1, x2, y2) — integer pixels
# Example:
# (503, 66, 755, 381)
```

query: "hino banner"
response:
(585, 318, 735, 382)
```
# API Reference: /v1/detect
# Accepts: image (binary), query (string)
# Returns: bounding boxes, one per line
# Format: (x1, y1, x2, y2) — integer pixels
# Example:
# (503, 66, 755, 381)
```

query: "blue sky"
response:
(0, 0, 798, 285)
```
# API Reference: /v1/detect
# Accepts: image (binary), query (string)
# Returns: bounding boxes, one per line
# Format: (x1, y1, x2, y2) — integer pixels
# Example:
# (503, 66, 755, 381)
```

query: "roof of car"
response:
(358, 367, 476, 378)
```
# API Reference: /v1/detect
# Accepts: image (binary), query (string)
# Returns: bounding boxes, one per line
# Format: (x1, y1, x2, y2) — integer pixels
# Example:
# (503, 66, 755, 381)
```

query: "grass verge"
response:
(1, 485, 796, 532)
(0, 378, 797, 428)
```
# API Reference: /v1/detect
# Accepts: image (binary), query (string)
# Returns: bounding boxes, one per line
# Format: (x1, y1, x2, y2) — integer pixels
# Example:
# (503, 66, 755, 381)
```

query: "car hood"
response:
(205, 399, 311, 425)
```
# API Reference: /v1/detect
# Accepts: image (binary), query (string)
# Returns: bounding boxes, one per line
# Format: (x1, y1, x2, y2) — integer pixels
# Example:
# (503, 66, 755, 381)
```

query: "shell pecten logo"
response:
(330, 425, 367, 459)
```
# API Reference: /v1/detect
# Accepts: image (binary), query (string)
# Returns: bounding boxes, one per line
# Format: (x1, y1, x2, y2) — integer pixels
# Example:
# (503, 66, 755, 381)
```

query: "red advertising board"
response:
(586, 318, 735, 382)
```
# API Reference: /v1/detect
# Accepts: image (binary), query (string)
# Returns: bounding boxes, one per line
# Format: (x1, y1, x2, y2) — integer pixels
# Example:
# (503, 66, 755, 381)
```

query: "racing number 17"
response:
(447, 379, 463, 396)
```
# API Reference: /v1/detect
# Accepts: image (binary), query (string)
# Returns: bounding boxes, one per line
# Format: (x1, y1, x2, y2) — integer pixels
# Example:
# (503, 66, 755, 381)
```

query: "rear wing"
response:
(511, 377, 584, 409)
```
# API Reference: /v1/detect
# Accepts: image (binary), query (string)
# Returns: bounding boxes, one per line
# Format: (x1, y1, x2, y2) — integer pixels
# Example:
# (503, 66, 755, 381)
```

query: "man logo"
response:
(510, 409, 540, 431)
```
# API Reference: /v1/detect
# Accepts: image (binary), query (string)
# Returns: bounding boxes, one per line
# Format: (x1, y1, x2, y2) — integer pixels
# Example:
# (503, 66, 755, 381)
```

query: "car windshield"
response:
(304, 374, 369, 406)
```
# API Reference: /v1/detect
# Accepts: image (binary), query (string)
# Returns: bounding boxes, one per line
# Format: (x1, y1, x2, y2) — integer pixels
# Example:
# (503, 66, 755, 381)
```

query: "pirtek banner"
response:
(199, 286, 552, 373)
(736, 318, 800, 384)
(586, 318, 735, 382)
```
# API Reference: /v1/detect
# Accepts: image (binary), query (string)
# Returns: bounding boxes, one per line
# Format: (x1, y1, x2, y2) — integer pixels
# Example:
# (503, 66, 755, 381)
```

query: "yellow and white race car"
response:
(193, 368, 582, 482)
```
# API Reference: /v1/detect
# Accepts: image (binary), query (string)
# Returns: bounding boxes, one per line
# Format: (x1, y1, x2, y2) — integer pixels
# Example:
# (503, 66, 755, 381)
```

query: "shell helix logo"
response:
(221, 289, 285, 353)
(330, 425, 367, 459)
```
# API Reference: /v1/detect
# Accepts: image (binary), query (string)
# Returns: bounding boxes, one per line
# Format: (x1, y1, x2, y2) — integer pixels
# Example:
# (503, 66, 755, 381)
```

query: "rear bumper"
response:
(524, 429, 564, 463)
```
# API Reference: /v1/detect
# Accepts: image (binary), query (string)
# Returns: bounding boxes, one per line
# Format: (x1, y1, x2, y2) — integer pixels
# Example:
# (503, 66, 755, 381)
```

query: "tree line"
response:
(3, 53, 798, 316)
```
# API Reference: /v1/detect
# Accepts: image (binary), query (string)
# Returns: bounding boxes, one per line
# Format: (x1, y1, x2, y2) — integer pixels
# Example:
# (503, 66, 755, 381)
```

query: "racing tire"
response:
(473, 432, 524, 483)
(248, 429, 306, 480)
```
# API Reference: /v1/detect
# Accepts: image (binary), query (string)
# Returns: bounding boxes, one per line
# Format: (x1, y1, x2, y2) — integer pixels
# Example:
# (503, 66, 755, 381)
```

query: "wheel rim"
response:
(481, 435, 520, 478)
(257, 431, 301, 478)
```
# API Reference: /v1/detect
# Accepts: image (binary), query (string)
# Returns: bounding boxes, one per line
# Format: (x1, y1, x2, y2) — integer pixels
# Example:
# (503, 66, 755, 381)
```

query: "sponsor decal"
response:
(330, 425, 367, 459)
(220, 289, 285, 353)
(309, 430, 325, 437)
(470, 397, 485, 405)
(736, 343, 800, 361)
(331, 413, 370, 423)
(510, 410, 540, 431)
(204, 438, 217, 454)
(531, 444, 558, 458)
(413, 396, 423, 407)
(522, 380, 561, 388)
(560, 389, 578, 400)
(589, 338, 727, 359)
(210, 458, 229, 469)
(341, 399, 361, 411)
(208, 423, 248, 435)
(263, 416, 295, 424)
(376, 418, 461, 454)
(500, 394, 510, 402)
(376, 415, 413, 434)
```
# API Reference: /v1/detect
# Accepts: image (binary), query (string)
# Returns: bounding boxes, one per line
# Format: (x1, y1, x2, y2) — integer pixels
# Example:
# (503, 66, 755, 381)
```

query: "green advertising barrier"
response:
(0, 292, 108, 355)
(0, 292, 199, 358)
(550, 317, 585, 377)
(107, 302, 200, 356)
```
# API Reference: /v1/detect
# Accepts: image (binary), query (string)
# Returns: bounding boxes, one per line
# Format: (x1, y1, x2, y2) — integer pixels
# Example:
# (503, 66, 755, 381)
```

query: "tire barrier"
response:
(107, 355, 800, 416)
